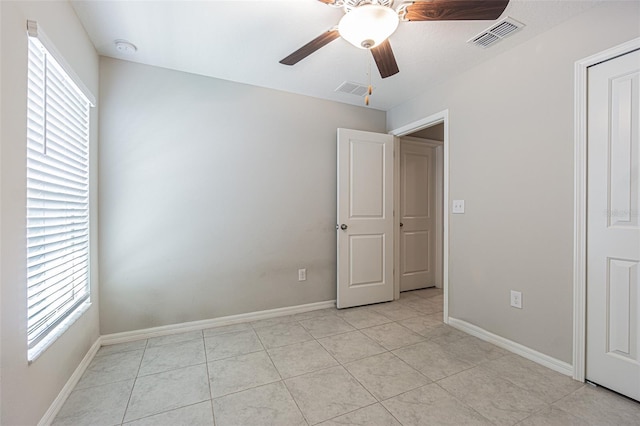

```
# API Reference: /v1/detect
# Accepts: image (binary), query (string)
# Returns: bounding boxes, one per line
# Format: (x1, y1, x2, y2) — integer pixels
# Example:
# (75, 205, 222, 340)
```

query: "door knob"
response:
(340, 224, 348, 230)
(400, 222, 404, 227)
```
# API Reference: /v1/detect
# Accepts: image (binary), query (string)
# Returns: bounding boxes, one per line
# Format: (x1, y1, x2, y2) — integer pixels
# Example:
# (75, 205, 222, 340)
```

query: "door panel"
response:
(403, 231, 430, 273)
(404, 155, 430, 217)
(349, 234, 385, 286)
(607, 258, 636, 358)
(609, 73, 639, 228)
(337, 128, 394, 308)
(400, 141, 436, 291)
(586, 49, 640, 401)
(350, 140, 385, 217)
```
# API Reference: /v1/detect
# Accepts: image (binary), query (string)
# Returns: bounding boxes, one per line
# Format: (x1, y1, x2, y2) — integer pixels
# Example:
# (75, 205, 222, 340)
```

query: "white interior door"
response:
(586, 49, 640, 401)
(400, 140, 436, 292)
(337, 128, 394, 309)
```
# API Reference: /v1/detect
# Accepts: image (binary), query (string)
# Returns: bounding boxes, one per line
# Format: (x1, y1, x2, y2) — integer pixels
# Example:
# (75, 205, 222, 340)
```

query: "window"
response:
(26, 21, 94, 360)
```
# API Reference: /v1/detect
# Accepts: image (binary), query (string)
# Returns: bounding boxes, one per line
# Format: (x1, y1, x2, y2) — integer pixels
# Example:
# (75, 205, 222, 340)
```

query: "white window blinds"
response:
(26, 26, 92, 355)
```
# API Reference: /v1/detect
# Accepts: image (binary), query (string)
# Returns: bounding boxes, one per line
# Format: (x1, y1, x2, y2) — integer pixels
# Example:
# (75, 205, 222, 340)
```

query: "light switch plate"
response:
(452, 200, 465, 214)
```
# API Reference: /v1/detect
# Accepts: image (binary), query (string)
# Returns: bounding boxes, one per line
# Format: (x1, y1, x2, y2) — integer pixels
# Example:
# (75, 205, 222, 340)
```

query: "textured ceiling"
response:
(71, 0, 602, 111)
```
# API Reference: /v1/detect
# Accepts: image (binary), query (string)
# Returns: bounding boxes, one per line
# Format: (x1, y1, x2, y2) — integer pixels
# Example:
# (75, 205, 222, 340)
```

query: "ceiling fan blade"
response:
(279, 29, 340, 66)
(371, 39, 399, 79)
(317, 0, 337, 4)
(405, 0, 509, 21)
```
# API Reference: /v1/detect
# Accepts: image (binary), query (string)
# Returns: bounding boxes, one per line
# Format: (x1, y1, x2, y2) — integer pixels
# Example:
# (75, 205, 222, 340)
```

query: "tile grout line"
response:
(317, 401, 382, 425)
(310, 312, 433, 425)
(433, 380, 496, 425)
(473, 354, 581, 406)
(257, 327, 314, 425)
(513, 403, 565, 425)
(200, 330, 217, 425)
(146, 336, 203, 349)
(119, 338, 149, 425)
(122, 332, 212, 424)
(204, 328, 265, 363)
(385, 349, 434, 383)
(120, 401, 212, 425)
(245, 326, 312, 424)
(378, 401, 406, 426)
(280, 379, 312, 426)
(264, 317, 375, 425)
(306, 315, 413, 424)
(299, 324, 361, 425)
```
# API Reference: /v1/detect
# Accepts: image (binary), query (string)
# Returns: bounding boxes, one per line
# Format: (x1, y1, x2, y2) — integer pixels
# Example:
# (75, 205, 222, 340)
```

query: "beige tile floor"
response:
(53, 288, 640, 426)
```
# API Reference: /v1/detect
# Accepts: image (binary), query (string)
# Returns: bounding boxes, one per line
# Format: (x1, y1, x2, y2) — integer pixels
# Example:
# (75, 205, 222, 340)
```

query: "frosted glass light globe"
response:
(338, 5, 399, 49)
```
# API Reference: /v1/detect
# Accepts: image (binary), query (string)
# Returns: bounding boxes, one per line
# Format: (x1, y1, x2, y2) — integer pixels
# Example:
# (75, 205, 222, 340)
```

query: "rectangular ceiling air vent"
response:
(468, 17, 524, 48)
(336, 81, 371, 97)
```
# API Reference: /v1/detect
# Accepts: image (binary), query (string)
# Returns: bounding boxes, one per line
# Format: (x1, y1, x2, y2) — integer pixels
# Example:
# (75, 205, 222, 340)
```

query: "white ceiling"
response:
(71, 0, 602, 111)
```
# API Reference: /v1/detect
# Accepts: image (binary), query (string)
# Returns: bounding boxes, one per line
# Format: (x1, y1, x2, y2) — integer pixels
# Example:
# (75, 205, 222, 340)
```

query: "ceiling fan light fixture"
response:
(338, 4, 399, 49)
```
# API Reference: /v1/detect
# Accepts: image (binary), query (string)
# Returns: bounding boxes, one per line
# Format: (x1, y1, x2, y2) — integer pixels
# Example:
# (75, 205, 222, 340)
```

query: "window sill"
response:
(28, 300, 92, 364)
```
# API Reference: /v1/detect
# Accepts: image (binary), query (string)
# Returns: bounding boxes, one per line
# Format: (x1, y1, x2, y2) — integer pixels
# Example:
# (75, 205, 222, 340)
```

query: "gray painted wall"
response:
(387, 1, 640, 364)
(0, 1, 100, 424)
(99, 58, 386, 334)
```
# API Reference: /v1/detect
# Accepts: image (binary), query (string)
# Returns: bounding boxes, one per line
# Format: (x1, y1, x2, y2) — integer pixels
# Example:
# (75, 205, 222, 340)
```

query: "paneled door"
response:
(586, 49, 640, 401)
(400, 140, 436, 291)
(337, 128, 394, 309)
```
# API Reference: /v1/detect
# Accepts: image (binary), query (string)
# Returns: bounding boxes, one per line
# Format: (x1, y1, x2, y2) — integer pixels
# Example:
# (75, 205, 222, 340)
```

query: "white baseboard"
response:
(38, 336, 102, 426)
(101, 300, 336, 346)
(448, 317, 574, 377)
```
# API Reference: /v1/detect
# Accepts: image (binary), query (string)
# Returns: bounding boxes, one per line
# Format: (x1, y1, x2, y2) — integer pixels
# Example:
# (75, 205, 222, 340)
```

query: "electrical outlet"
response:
(510, 290, 522, 309)
(452, 200, 465, 214)
(298, 268, 307, 281)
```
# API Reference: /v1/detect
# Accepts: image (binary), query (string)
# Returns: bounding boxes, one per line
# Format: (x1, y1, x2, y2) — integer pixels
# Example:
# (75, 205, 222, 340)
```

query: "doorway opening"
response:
(397, 126, 444, 294)
(390, 110, 449, 322)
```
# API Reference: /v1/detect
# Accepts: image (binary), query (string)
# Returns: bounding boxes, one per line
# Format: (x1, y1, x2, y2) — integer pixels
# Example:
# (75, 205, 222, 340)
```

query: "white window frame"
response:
(26, 20, 96, 362)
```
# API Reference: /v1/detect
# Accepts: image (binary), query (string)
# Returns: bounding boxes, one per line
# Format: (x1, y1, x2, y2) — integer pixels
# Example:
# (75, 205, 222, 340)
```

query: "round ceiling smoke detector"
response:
(114, 40, 137, 54)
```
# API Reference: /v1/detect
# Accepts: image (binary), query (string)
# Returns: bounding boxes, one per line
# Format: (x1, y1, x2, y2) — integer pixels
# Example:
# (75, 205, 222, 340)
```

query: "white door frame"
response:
(573, 38, 640, 382)
(390, 110, 449, 323)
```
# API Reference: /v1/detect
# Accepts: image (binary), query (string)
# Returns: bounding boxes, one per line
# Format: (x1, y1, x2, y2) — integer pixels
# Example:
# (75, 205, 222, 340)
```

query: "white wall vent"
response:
(335, 81, 371, 97)
(468, 17, 524, 48)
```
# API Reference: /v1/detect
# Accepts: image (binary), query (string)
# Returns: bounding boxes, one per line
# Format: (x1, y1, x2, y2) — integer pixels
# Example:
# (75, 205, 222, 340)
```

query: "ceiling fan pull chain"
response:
(365, 61, 372, 106)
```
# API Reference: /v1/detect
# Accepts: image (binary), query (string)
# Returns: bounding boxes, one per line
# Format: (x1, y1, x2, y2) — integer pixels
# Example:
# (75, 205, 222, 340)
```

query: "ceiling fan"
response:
(279, 0, 510, 78)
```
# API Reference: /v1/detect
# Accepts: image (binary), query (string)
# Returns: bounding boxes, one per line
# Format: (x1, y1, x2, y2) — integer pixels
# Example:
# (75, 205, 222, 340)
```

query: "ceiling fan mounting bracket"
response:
(343, 0, 395, 13)
(396, 2, 411, 21)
